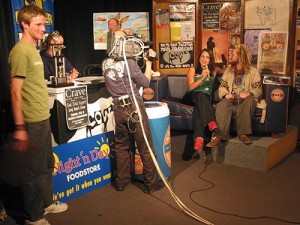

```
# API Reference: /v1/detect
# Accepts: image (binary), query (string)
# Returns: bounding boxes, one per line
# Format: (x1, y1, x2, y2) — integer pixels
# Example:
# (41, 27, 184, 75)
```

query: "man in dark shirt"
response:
(102, 32, 163, 194)
(40, 31, 79, 81)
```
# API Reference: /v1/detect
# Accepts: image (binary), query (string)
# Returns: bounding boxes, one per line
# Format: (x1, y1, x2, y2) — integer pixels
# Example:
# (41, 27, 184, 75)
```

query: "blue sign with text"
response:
(52, 131, 114, 202)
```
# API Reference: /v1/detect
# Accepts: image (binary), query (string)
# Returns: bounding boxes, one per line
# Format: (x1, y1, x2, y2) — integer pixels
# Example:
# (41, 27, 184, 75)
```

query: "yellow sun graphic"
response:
(95, 137, 112, 157)
(53, 152, 60, 175)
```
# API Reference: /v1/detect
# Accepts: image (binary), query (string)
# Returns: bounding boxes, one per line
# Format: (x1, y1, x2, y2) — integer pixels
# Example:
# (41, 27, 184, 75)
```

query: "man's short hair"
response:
(17, 5, 46, 30)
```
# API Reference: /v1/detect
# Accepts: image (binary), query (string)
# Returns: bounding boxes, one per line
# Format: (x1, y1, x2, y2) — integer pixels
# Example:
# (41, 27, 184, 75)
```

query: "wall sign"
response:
(257, 31, 288, 74)
(65, 86, 89, 130)
(169, 3, 195, 42)
(159, 42, 194, 69)
(245, 0, 289, 31)
(52, 132, 113, 202)
(202, 3, 221, 30)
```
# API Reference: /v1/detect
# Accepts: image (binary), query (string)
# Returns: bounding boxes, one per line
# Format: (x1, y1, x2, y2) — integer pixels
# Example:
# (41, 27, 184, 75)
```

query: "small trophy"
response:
(51, 43, 73, 87)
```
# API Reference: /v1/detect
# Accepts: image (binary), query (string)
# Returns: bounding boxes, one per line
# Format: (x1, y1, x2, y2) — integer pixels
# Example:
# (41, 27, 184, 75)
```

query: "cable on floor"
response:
(189, 158, 300, 225)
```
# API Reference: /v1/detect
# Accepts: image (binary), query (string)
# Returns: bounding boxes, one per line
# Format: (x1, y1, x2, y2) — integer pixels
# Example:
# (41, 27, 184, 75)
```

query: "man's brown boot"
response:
(239, 135, 252, 145)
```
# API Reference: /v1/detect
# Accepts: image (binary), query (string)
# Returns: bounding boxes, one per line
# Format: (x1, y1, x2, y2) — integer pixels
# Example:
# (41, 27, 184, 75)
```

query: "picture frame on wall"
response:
(155, 9, 170, 29)
(244, 29, 270, 67)
(219, 2, 241, 33)
(93, 12, 150, 50)
(201, 2, 241, 32)
(159, 42, 194, 69)
(201, 31, 229, 66)
(201, 1, 242, 70)
(257, 31, 288, 74)
(169, 3, 195, 41)
(244, 0, 290, 32)
(202, 3, 221, 30)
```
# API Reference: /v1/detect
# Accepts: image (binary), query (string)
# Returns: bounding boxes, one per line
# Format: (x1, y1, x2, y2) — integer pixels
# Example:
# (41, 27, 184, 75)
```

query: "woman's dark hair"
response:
(195, 48, 215, 74)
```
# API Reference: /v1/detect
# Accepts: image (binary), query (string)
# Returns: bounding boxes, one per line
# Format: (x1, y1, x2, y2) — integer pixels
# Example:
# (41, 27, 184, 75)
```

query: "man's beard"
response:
(230, 61, 237, 67)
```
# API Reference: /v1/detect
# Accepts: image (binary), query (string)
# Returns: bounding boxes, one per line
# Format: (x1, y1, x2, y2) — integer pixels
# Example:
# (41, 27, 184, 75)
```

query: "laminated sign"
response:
(65, 86, 89, 130)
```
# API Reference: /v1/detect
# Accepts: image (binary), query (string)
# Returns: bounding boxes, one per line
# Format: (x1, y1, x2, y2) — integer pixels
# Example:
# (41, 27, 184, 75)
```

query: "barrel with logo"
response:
(134, 101, 171, 181)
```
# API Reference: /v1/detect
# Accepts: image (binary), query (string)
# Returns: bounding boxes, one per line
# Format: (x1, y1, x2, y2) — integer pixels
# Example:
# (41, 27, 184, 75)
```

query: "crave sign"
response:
(202, 3, 221, 30)
(65, 86, 89, 130)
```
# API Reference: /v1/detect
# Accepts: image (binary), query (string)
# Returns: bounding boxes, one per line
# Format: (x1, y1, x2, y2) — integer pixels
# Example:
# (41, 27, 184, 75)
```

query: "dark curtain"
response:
(0, 0, 14, 101)
(0, 0, 14, 137)
(54, 0, 153, 74)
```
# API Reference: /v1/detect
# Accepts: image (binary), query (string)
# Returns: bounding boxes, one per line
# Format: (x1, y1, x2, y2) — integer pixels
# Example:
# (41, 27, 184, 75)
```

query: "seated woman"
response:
(183, 48, 221, 151)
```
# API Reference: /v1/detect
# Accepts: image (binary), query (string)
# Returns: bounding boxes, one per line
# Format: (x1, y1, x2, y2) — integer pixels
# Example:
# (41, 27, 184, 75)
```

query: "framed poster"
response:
(202, 31, 229, 64)
(244, 0, 290, 31)
(257, 31, 288, 74)
(156, 9, 170, 29)
(159, 42, 194, 69)
(244, 29, 269, 66)
(219, 2, 241, 33)
(169, 3, 195, 41)
(93, 12, 150, 50)
(202, 3, 221, 30)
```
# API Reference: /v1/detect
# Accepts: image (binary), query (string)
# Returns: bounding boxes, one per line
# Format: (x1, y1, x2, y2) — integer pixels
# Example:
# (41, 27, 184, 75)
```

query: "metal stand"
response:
(49, 44, 73, 87)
